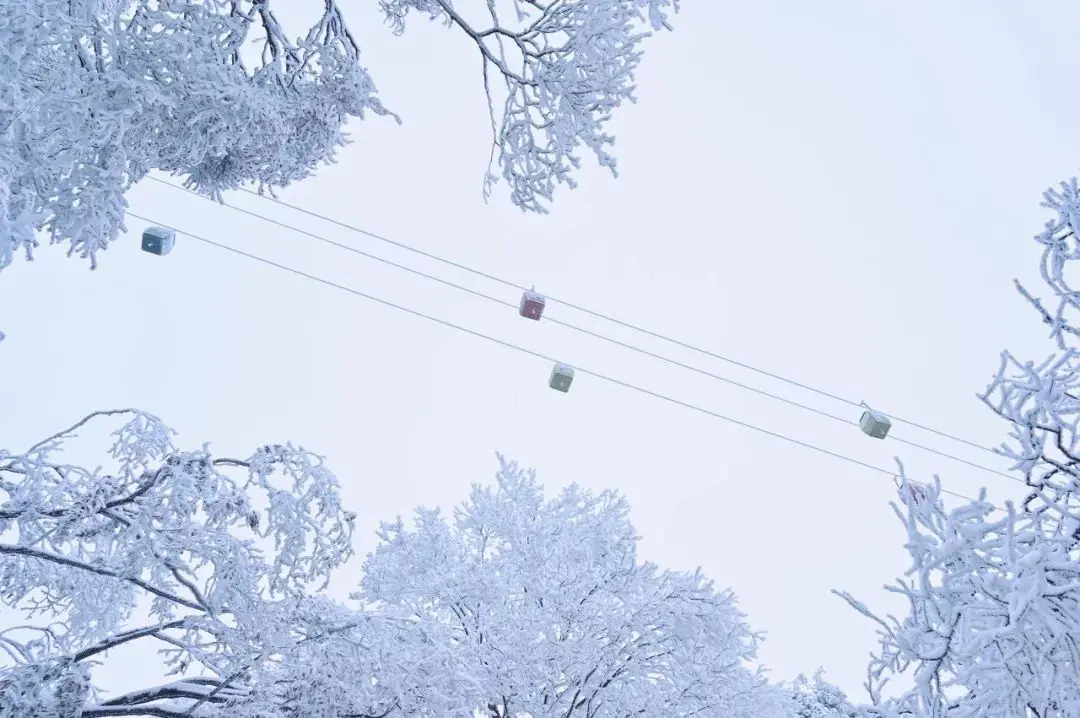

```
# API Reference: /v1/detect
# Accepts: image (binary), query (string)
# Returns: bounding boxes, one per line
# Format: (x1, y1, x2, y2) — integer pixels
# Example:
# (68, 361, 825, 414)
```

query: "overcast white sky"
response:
(4, 0, 1080, 702)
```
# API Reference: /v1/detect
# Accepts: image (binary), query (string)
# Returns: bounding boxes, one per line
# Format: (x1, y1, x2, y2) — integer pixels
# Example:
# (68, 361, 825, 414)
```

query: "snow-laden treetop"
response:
(0, 408, 794, 717)
(0, 0, 680, 271)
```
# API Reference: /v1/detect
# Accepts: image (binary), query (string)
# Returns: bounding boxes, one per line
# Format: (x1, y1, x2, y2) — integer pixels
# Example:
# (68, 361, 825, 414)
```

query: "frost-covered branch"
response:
(1, 0, 396, 271)
(0, 409, 359, 717)
(2, 413, 801, 716)
(380, 0, 680, 212)
(835, 175, 1080, 717)
(71, 619, 187, 663)
(85, 676, 248, 715)
(3, 0, 680, 273)
(349, 454, 792, 716)
(0, 544, 203, 611)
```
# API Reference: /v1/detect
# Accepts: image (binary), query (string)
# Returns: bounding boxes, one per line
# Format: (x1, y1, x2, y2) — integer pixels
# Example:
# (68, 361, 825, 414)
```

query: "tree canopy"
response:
(0, 409, 794, 716)
(835, 180, 1080, 718)
(0, 0, 680, 272)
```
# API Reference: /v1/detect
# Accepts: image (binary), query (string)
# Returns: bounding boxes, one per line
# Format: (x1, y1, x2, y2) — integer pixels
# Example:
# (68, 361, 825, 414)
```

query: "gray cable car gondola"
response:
(141, 226, 176, 256)
(859, 403, 891, 439)
(549, 363, 574, 393)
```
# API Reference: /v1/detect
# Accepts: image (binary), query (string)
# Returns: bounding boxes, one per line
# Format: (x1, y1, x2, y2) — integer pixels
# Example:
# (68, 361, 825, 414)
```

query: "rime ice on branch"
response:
(380, 0, 680, 212)
(0, 0, 680, 271)
(0, 1, 393, 271)
(2, 412, 799, 716)
(834, 178, 1080, 718)
(351, 454, 790, 716)
(0, 409, 360, 717)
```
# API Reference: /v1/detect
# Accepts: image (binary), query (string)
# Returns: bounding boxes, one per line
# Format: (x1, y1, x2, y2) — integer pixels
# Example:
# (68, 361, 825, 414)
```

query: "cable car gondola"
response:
(549, 363, 574, 393)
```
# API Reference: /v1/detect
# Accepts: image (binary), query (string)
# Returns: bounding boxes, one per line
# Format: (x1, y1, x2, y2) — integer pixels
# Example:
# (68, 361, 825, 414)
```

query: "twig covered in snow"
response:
(836, 177, 1080, 718)
(1, 0, 680, 272)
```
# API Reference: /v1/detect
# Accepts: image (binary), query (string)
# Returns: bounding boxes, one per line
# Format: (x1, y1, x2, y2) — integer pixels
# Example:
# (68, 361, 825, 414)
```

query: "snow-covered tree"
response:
(1, 410, 799, 716)
(0, 408, 362, 717)
(352, 454, 794, 716)
(0, 0, 680, 271)
(788, 671, 863, 718)
(835, 180, 1080, 717)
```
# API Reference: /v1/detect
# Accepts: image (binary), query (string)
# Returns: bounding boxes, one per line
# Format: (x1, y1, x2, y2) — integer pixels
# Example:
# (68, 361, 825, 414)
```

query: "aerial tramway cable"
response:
(144, 177, 1026, 488)
(126, 209, 997, 511)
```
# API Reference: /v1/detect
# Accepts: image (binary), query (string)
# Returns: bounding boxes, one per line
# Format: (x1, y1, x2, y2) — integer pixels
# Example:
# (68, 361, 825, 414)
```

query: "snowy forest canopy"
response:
(6, 1, 1080, 716)
(8, 173, 1080, 714)
(0, 410, 807, 716)
(0, 0, 680, 271)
